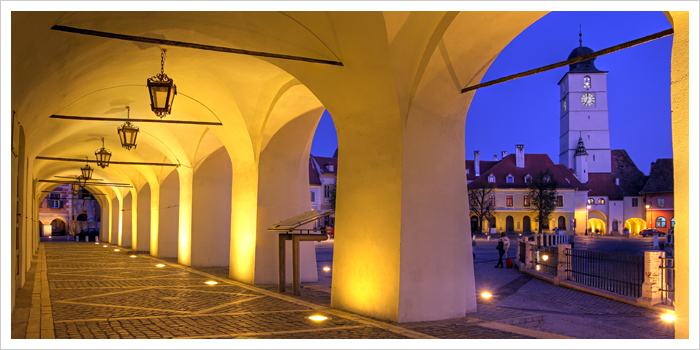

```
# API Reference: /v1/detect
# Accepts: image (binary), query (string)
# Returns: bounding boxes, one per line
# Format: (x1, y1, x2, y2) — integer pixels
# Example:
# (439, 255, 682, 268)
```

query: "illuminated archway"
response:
(588, 218, 606, 235)
(624, 218, 646, 235)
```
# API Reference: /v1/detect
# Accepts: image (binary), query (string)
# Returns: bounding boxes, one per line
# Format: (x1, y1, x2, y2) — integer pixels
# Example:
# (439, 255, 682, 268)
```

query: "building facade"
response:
(640, 159, 675, 234)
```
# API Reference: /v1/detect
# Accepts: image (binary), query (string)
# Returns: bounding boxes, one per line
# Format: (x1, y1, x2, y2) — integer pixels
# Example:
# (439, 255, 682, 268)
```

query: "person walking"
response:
(495, 233, 506, 268)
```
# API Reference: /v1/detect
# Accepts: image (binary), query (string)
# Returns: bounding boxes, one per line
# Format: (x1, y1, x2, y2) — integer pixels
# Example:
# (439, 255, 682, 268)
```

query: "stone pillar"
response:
(554, 244, 571, 285)
(524, 241, 535, 269)
(177, 167, 194, 266)
(637, 250, 665, 306)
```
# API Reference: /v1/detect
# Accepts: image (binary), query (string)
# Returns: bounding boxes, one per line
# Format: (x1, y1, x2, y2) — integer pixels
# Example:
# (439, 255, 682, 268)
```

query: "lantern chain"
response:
(161, 49, 166, 75)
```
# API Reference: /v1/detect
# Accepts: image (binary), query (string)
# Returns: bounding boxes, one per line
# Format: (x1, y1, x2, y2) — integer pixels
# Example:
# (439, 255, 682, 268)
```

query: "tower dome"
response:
(567, 46, 602, 73)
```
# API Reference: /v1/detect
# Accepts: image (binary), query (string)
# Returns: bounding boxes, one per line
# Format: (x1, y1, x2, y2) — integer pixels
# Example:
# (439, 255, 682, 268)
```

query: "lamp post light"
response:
(586, 204, 591, 235)
(646, 203, 652, 231)
(80, 157, 94, 181)
(95, 137, 112, 168)
(147, 48, 177, 118)
(118, 106, 139, 150)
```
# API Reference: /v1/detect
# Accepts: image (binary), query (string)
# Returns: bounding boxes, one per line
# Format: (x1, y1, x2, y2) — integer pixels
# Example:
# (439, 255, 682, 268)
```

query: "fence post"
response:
(554, 244, 571, 286)
(638, 250, 665, 306)
(524, 241, 535, 269)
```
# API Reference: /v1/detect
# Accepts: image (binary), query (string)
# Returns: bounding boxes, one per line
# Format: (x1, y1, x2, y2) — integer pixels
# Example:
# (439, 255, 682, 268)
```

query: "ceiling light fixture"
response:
(117, 106, 139, 150)
(95, 137, 112, 168)
(147, 48, 176, 118)
(80, 157, 94, 180)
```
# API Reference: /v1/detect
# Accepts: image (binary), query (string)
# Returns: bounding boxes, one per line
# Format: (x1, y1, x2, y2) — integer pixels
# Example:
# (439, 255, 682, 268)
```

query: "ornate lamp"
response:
(118, 106, 139, 150)
(95, 137, 112, 168)
(77, 175, 88, 187)
(147, 48, 176, 118)
(80, 157, 94, 181)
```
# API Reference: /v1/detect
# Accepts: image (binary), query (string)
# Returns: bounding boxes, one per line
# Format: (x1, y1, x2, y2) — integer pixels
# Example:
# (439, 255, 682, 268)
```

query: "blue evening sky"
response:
(310, 11, 673, 175)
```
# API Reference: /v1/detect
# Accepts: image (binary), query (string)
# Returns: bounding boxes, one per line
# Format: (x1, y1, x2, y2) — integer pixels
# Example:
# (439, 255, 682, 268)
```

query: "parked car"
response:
(76, 228, 100, 240)
(639, 229, 665, 237)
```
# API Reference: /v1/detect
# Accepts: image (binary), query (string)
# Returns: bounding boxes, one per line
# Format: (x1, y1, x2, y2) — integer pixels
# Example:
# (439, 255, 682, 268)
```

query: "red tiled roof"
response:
(465, 160, 499, 181)
(308, 157, 321, 185)
(640, 158, 673, 194)
(587, 150, 648, 198)
(586, 173, 620, 198)
(468, 154, 588, 190)
(313, 155, 338, 174)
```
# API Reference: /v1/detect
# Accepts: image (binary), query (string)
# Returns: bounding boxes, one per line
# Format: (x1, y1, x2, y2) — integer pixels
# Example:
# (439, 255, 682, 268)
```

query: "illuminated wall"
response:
(137, 183, 152, 251)
(158, 170, 180, 258)
(121, 192, 133, 248)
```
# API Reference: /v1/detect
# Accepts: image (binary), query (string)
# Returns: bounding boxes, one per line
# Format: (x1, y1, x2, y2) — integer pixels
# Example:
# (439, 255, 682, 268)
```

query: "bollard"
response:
(85, 236, 89, 242)
(75, 236, 79, 241)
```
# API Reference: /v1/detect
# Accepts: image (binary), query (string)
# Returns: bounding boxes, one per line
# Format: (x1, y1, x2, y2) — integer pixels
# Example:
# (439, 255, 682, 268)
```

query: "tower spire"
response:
(579, 24, 583, 47)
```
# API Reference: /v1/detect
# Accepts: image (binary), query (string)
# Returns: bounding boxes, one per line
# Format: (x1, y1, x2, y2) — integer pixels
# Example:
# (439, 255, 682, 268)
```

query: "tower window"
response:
(583, 75, 591, 89)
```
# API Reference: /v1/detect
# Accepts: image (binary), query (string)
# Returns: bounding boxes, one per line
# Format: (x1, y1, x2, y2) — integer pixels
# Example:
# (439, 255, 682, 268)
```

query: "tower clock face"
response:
(581, 93, 595, 107)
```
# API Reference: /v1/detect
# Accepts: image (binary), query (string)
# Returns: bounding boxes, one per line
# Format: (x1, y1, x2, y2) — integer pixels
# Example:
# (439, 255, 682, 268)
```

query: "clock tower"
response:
(558, 33, 611, 177)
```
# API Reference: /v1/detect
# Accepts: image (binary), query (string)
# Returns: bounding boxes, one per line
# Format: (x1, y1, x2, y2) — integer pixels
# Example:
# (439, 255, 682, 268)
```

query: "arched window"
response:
(671, 217, 675, 228)
(587, 198, 595, 205)
(598, 198, 606, 205)
(524, 174, 532, 183)
(583, 75, 591, 89)
(506, 174, 514, 183)
(488, 174, 495, 183)
(656, 217, 667, 228)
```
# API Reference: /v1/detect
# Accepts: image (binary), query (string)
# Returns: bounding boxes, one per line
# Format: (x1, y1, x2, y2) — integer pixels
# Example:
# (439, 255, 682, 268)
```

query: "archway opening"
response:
(588, 218, 606, 235)
(505, 216, 514, 232)
(558, 216, 567, 231)
(523, 216, 532, 233)
(624, 218, 647, 235)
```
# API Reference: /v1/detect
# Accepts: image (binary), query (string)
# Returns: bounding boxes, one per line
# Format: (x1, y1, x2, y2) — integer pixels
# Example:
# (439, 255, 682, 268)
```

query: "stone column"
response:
(554, 244, 571, 285)
(524, 241, 535, 269)
(637, 250, 665, 307)
(177, 167, 194, 266)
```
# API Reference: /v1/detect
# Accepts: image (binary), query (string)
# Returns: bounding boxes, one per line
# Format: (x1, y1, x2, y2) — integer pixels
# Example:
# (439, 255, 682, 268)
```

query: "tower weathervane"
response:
(579, 24, 583, 47)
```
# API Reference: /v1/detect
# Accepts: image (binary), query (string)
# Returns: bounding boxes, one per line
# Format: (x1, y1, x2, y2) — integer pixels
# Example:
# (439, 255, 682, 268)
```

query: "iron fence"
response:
(519, 241, 527, 264)
(659, 257, 675, 306)
(534, 247, 558, 276)
(565, 249, 644, 298)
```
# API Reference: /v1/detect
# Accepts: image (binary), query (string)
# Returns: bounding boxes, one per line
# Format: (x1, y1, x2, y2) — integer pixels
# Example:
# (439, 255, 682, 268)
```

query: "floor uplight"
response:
(95, 242, 99, 244)
(661, 314, 676, 322)
(155, 264, 165, 267)
(481, 292, 492, 298)
(103, 245, 108, 247)
(49, 236, 52, 239)
(114, 249, 120, 252)
(130, 255, 137, 258)
(308, 315, 328, 321)
(322, 267, 331, 272)
(205, 281, 218, 285)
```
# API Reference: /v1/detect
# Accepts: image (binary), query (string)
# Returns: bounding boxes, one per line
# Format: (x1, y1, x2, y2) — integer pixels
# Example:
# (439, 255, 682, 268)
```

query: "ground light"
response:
(130, 255, 137, 258)
(114, 249, 120, 252)
(155, 264, 165, 267)
(308, 315, 328, 321)
(204, 281, 218, 285)
(103, 245, 108, 247)
(95, 242, 99, 244)
(480, 292, 492, 298)
(322, 267, 331, 272)
(661, 314, 676, 322)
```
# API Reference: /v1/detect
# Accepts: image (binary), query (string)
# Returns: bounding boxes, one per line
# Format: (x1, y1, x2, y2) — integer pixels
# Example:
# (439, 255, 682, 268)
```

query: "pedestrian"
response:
(495, 233, 507, 268)
(471, 235, 477, 260)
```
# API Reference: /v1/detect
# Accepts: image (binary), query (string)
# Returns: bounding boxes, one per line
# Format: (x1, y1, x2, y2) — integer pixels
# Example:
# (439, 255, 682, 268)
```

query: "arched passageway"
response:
(505, 216, 514, 232)
(558, 216, 566, 231)
(588, 218, 606, 235)
(523, 216, 531, 232)
(624, 218, 646, 235)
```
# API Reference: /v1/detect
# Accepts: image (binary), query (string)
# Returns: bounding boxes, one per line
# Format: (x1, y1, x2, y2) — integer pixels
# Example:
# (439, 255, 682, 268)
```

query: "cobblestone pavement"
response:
(11, 239, 674, 342)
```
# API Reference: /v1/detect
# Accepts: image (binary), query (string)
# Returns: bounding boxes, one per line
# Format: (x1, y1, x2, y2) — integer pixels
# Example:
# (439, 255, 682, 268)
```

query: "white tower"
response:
(574, 135, 589, 183)
(559, 32, 611, 174)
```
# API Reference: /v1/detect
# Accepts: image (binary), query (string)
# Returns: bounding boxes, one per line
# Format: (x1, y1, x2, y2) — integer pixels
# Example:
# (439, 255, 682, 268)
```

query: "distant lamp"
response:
(646, 204, 651, 209)
(661, 314, 676, 322)
(71, 183, 80, 196)
(308, 315, 328, 322)
(81, 157, 94, 181)
(118, 106, 139, 150)
(95, 137, 112, 168)
(542, 254, 549, 262)
(147, 48, 176, 118)
(481, 292, 492, 298)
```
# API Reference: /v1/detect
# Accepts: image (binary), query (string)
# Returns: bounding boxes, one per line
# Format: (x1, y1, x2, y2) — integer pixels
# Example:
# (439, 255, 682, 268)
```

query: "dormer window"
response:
(326, 164, 334, 172)
(466, 169, 470, 175)
(524, 174, 532, 183)
(583, 75, 591, 89)
(587, 198, 595, 205)
(488, 174, 495, 183)
(506, 174, 514, 184)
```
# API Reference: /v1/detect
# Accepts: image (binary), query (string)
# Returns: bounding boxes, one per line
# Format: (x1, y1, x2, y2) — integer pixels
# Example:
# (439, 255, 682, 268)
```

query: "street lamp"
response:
(117, 106, 139, 150)
(646, 203, 652, 230)
(586, 205, 591, 235)
(80, 157, 93, 181)
(147, 48, 177, 118)
(95, 137, 112, 168)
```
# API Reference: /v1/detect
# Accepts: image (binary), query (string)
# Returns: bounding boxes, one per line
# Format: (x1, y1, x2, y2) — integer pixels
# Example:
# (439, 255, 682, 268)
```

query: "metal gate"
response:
(659, 257, 675, 306)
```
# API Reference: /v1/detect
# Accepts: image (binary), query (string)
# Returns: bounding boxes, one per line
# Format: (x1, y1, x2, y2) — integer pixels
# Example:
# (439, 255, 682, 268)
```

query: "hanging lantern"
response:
(71, 183, 80, 196)
(80, 157, 94, 181)
(77, 175, 88, 187)
(118, 106, 139, 150)
(147, 48, 176, 118)
(95, 137, 112, 168)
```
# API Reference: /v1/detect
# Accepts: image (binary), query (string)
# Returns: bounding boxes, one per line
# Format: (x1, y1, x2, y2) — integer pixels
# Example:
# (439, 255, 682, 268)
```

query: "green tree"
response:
(468, 182, 495, 234)
(528, 169, 559, 234)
